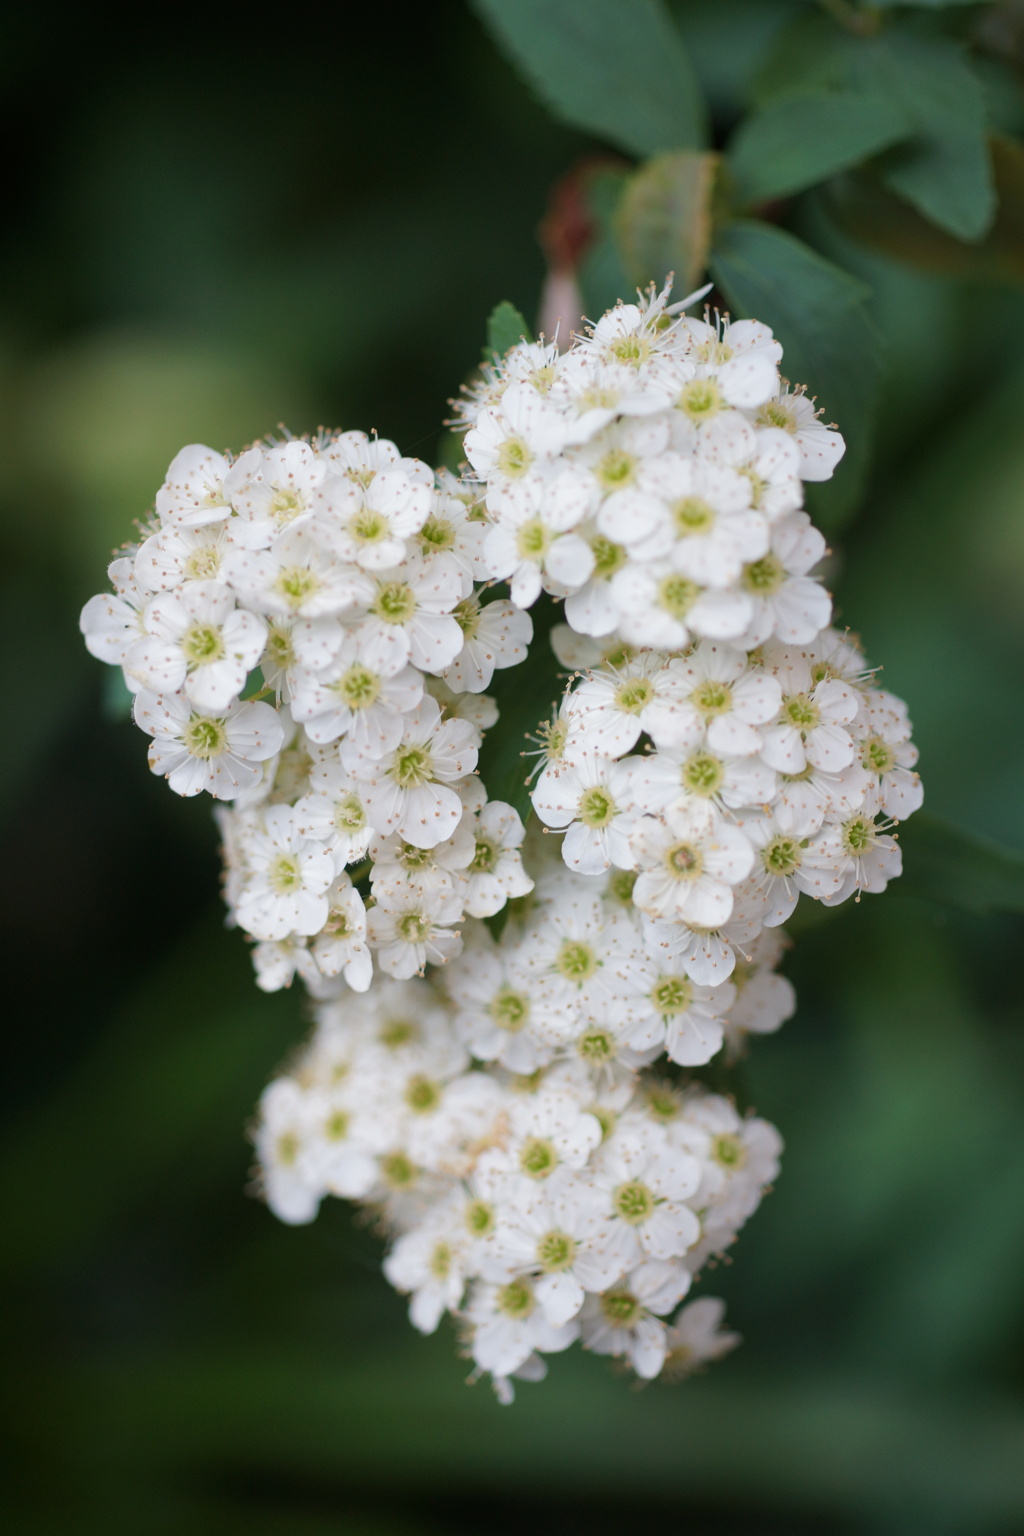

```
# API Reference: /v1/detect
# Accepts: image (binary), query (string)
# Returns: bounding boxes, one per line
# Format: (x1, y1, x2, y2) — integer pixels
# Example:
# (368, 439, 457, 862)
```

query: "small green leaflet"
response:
(470, 0, 707, 156)
(485, 301, 532, 361)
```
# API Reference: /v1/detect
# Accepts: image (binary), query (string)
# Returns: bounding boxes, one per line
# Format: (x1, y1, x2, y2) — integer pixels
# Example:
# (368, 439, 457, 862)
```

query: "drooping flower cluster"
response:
(257, 862, 767, 1398)
(78, 279, 921, 1400)
(79, 432, 533, 996)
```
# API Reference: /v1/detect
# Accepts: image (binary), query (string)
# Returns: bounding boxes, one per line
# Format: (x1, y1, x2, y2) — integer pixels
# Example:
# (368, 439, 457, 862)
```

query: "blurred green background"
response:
(3, 2, 1024, 1532)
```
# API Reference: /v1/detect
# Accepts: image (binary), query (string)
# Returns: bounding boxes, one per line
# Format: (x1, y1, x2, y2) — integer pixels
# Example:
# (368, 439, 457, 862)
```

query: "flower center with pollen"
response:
(678, 378, 724, 420)
(275, 565, 320, 607)
(496, 1278, 535, 1317)
(762, 836, 801, 877)
(334, 794, 366, 833)
(270, 489, 304, 526)
(489, 987, 529, 1032)
(372, 581, 416, 624)
(658, 574, 699, 622)
(418, 514, 455, 552)
(516, 519, 551, 560)
(673, 496, 715, 536)
(349, 508, 388, 545)
(597, 449, 637, 490)
(665, 841, 704, 880)
(578, 785, 617, 828)
(184, 715, 226, 759)
(268, 853, 302, 895)
(520, 1137, 558, 1179)
(537, 1230, 577, 1272)
(335, 665, 380, 710)
(782, 693, 820, 731)
(182, 622, 224, 666)
(183, 545, 221, 581)
(693, 680, 732, 716)
(743, 554, 785, 595)
(470, 837, 498, 873)
(392, 745, 433, 787)
(651, 975, 692, 1015)
(554, 939, 600, 982)
(398, 912, 432, 944)
(613, 1180, 655, 1225)
(600, 1288, 642, 1326)
(453, 597, 480, 637)
(497, 436, 532, 478)
(862, 736, 895, 775)
(681, 750, 724, 797)
(591, 535, 627, 579)
(614, 677, 653, 714)
(405, 1074, 441, 1113)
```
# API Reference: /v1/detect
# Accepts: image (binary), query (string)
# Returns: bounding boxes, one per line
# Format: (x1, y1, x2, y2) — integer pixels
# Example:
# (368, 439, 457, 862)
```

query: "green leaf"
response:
(827, 136, 1024, 285)
(862, 31, 995, 241)
(727, 90, 911, 205)
(615, 151, 718, 294)
(470, 0, 707, 156)
(895, 813, 1024, 916)
(708, 219, 882, 532)
(485, 300, 532, 360)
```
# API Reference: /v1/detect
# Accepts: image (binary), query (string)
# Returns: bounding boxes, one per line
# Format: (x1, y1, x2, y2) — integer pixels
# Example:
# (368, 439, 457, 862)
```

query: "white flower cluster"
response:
(79, 432, 533, 995)
(256, 876, 765, 1398)
(78, 281, 922, 1401)
(457, 284, 922, 1037)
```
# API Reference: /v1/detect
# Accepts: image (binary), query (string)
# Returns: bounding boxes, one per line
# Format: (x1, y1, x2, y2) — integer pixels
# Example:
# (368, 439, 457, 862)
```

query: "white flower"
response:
(289, 631, 422, 754)
(724, 927, 795, 1053)
(483, 469, 596, 608)
(817, 799, 902, 905)
(79, 556, 148, 669)
(464, 381, 570, 503)
(254, 1078, 324, 1225)
(610, 559, 751, 651)
(760, 647, 859, 776)
(594, 1120, 701, 1265)
(679, 315, 782, 408)
(383, 1193, 473, 1333)
(466, 1276, 579, 1378)
(563, 655, 692, 758)
(133, 690, 283, 798)
(857, 690, 923, 819)
(312, 464, 432, 571)
(630, 744, 777, 817)
(126, 581, 266, 712)
(345, 553, 465, 674)
(532, 753, 641, 876)
(224, 441, 326, 549)
(134, 520, 231, 592)
(441, 596, 533, 693)
(737, 511, 832, 648)
(631, 799, 753, 926)
(662, 1296, 741, 1377)
(479, 1180, 625, 1326)
(579, 1259, 692, 1379)
(741, 803, 846, 924)
(344, 696, 479, 849)
(222, 525, 362, 620)
(619, 954, 735, 1068)
(310, 876, 372, 990)
(447, 927, 576, 1072)
(366, 882, 463, 978)
(457, 799, 534, 917)
(657, 642, 783, 756)
(155, 443, 234, 527)
(235, 804, 335, 940)
(756, 387, 845, 481)
(293, 759, 372, 872)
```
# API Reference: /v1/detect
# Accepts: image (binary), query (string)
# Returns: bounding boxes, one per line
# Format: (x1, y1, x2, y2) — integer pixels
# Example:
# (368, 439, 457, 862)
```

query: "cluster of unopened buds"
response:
(80, 279, 921, 1401)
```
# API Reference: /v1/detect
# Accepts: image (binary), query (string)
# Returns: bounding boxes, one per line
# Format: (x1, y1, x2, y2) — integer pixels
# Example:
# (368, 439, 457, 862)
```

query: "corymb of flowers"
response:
(80, 280, 921, 1402)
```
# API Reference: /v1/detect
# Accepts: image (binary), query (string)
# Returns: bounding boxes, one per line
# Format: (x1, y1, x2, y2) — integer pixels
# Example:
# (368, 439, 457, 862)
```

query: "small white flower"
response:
(310, 876, 373, 991)
(457, 799, 534, 917)
(533, 753, 642, 876)
(756, 386, 846, 481)
(134, 520, 231, 592)
(736, 511, 832, 648)
(479, 1179, 625, 1327)
(366, 883, 463, 978)
(289, 630, 422, 754)
(441, 595, 533, 694)
(631, 799, 753, 927)
(156, 443, 234, 528)
(224, 441, 327, 549)
(235, 804, 335, 941)
(133, 690, 283, 798)
(80, 556, 148, 670)
(312, 465, 433, 571)
(254, 1078, 324, 1226)
(293, 758, 373, 872)
(579, 1259, 692, 1379)
(465, 1275, 579, 1378)
(662, 1296, 741, 1377)
(126, 581, 266, 713)
(344, 696, 479, 849)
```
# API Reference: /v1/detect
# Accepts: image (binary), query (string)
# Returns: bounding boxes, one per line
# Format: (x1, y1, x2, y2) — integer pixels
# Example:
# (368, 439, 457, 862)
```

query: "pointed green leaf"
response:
(727, 90, 911, 205)
(708, 219, 882, 532)
(470, 0, 707, 155)
(485, 300, 532, 360)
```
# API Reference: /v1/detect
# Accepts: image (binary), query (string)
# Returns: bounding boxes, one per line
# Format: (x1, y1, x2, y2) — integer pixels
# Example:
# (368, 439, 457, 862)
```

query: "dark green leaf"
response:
(895, 812, 1024, 916)
(485, 300, 532, 360)
(615, 151, 718, 293)
(709, 219, 882, 532)
(470, 0, 707, 155)
(862, 32, 995, 241)
(828, 136, 1024, 285)
(727, 90, 910, 204)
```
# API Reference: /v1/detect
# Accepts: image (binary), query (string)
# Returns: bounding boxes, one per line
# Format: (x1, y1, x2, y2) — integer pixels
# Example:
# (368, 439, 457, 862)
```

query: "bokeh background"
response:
(3, 2, 1024, 1532)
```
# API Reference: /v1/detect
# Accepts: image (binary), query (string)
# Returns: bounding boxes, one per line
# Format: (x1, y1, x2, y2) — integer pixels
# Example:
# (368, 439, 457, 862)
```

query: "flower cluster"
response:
(79, 280, 921, 1400)
(79, 432, 533, 995)
(257, 886, 765, 1398)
